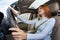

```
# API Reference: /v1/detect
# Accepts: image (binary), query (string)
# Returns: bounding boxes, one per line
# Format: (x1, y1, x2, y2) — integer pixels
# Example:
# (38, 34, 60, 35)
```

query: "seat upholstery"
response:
(49, 2, 59, 13)
(51, 16, 60, 40)
(48, 2, 60, 40)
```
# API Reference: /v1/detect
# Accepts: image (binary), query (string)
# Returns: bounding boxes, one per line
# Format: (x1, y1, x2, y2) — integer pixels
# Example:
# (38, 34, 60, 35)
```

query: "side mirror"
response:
(0, 12, 4, 24)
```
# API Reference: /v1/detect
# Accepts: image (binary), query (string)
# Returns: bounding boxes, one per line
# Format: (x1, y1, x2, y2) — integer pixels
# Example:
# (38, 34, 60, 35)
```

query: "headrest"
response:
(49, 2, 59, 12)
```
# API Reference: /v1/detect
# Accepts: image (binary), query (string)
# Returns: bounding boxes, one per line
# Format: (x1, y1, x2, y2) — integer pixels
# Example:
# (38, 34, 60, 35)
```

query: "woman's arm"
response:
(27, 18, 55, 39)
(9, 6, 36, 24)
(17, 15, 36, 24)
(8, 6, 19, 16)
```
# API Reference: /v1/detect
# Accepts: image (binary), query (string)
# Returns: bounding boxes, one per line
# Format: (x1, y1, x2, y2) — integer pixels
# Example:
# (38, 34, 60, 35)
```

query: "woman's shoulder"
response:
(49, 18, 55, 21)
(47, 18, 56, 23)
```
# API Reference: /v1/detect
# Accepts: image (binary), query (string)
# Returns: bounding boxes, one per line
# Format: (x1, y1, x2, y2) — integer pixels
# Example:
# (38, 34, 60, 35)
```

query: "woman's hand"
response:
(9, 25, 27, 40)
(8, 6, 19, 16)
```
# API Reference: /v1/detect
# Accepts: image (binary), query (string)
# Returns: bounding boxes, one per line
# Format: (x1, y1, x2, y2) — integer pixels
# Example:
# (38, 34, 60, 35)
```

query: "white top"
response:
(17, 15, 55, 40)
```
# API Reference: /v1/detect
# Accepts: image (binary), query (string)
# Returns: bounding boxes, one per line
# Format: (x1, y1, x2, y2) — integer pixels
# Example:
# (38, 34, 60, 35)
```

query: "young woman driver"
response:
(9, 5, 55, 40)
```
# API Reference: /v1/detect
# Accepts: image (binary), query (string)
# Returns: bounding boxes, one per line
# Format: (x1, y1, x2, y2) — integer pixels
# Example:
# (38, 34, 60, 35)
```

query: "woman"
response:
(9, 5, 55, 40)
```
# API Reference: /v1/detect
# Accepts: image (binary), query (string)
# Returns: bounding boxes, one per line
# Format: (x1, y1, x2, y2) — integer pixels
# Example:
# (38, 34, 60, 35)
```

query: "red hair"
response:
(39, 5, 51, 18)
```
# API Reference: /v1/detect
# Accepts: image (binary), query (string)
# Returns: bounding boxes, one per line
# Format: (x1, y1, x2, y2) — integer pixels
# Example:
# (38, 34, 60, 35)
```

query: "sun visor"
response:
(29, 0, 49, 9)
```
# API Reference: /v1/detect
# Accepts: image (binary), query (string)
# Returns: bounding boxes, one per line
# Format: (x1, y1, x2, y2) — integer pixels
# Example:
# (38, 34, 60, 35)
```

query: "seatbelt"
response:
(28, 19, 49, 33)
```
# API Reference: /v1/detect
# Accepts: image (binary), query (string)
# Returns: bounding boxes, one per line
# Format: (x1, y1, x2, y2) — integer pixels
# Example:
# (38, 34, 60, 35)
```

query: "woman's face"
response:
(38, 7, 45, 15)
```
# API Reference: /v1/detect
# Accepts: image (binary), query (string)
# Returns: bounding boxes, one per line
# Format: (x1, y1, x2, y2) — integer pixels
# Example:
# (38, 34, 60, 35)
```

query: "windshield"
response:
(0, 0, 18, 17)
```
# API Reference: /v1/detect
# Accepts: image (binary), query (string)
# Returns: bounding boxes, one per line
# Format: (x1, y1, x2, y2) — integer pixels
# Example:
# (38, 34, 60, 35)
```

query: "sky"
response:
(0, 0, 18, 17)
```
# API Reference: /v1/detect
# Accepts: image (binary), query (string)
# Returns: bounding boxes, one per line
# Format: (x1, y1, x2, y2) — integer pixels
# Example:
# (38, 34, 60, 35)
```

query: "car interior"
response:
(0, 0, 60, 40)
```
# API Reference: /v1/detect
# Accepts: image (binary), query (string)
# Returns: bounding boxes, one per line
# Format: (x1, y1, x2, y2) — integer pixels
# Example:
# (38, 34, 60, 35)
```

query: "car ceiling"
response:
(18, 0, 60, 13)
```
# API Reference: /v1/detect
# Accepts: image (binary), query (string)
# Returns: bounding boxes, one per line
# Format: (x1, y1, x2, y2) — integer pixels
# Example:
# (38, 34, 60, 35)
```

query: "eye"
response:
(39, 7, 42, 9)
